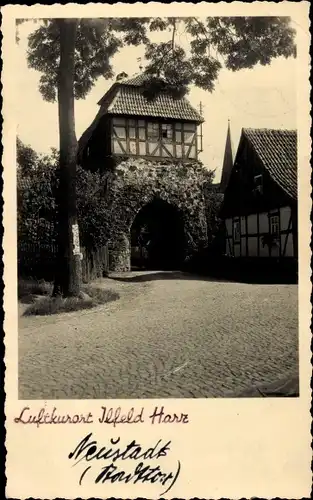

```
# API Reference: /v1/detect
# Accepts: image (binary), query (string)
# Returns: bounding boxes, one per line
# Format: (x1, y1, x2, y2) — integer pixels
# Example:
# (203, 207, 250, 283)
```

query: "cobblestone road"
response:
(18, 272, 298, 399)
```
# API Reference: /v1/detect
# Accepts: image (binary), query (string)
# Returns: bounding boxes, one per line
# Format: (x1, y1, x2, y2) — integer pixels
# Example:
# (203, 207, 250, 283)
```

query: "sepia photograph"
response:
(4, 3, 311, 499)
(16, 15, 299, 401)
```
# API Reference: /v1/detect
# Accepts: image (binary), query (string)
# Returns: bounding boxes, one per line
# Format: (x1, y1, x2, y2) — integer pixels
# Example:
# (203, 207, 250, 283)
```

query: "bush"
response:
(23, 286, 119, 316)
(18, 278, 52, 302)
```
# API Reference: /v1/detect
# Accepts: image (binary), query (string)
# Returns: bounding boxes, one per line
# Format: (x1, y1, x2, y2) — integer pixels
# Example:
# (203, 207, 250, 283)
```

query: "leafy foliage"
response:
(143, 16, 296, 98)
(27, 19, 120, 101)
(17, 138, 59, 248)
(19, 16, 296, 102)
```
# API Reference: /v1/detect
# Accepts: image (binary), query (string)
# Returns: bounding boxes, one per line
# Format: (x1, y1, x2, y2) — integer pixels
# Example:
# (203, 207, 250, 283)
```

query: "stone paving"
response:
(18, 271, 298, 399)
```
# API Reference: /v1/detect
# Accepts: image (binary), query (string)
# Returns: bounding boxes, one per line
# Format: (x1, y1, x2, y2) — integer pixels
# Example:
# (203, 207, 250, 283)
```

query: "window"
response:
(129, 126, 136, 139)
(233, 219, 240, 242)
(112, 117, 126, 126)
(175, 130, 182, 143)
(184, 122, 196, 132)
(161, 123, 173, 140)
(269, 215, 279, 236)
(138, 127, 146, 140)
(147, 122, 159, 140)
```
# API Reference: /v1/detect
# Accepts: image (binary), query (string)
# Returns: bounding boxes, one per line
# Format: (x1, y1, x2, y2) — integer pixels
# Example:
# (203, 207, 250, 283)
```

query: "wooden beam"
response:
(282, 213, 293, 257)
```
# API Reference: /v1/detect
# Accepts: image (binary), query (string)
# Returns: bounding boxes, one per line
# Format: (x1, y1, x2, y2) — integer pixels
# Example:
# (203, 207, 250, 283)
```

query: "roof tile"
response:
(107, 86, 203, 123)
(243, 128, 297, 200)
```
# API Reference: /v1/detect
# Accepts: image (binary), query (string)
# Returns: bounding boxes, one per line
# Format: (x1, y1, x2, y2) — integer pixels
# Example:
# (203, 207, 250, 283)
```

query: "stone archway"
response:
(130, 198, 186, 270)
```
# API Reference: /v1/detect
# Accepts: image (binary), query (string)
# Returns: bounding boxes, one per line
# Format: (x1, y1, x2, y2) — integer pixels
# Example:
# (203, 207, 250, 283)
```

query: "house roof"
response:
(98, 72, 203, 123)
(242, 128, 297, 200)
(105, 86, 203, 122)
(120, 73, 150, 86)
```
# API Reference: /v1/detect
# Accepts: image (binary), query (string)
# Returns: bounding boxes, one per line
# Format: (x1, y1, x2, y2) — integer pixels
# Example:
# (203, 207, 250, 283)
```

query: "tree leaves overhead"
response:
(27, 19, 123, 102)
(143, 16, 296, 96)
(143, 42, 193, 99)
(203, 17, 297, 71)
(23, 16, 296, 102)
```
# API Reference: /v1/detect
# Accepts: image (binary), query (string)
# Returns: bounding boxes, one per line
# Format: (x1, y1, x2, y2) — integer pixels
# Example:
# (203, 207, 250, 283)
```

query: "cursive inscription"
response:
(14, 405, 189, 427)
(99, 406, 144, 426)
(99, 406, 189, 426)
(69, 432, 181, 496)
(14, 406, 93, 428)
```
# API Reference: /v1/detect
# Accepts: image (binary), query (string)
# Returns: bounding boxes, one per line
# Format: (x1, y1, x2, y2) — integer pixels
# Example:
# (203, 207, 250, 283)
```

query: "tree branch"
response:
(171, 18, 176, 51)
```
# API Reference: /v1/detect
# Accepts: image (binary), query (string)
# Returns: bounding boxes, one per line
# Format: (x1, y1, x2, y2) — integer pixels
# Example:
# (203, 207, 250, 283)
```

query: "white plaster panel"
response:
(248, 236, 258, 257)
(240, 216, 246, 235)
(247, 214, 257, 234)
(259, 212, 269, 233)
(234, 244, 240, 257)
(280, 206, 292, 231)
(241, 238, 246, 256)
(259, 237, 269, 257)
(226, 239, 233, 256)
(225, 218, 233, 236)
(282, 233, 294, 257)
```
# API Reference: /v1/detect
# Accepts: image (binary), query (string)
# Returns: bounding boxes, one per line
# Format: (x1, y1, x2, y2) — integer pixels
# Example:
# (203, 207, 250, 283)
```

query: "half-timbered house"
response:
(77, 73, 203, 170)
(220, 128, 297, 260)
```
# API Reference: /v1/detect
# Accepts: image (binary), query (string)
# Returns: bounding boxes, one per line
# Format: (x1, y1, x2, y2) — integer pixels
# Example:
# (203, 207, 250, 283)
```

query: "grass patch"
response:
(18, 278, 52, 303)
(23, 284, 119, 316)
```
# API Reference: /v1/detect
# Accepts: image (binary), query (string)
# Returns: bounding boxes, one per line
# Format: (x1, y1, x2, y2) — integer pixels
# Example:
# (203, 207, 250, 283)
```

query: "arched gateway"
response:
(77, 73, 209, 273)
(131, 198, 186, 270)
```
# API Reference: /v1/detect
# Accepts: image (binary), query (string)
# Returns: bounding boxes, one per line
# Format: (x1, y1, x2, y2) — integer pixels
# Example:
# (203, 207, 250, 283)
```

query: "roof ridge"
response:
(243, 127, 297, 133)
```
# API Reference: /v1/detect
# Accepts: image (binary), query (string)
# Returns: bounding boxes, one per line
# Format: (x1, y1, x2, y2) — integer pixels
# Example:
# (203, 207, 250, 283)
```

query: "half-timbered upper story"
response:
(77, 73, 204, 171)
(220, 128, 298, 259)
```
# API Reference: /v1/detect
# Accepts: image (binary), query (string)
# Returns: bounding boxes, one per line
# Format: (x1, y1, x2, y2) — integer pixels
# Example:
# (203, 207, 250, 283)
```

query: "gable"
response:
(243, 129, 297, 200)
(220, 131, 296, 218)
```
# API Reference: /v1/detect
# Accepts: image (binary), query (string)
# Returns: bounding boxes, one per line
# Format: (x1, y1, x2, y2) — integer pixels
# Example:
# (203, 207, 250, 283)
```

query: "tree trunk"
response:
(53, 18, 82, 297)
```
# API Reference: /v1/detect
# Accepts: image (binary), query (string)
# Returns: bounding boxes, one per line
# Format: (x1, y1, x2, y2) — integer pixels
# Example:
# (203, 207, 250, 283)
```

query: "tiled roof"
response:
(106, 85, 203, 122)
(122, 73, 149, 86)
(243, 128, 297, 200)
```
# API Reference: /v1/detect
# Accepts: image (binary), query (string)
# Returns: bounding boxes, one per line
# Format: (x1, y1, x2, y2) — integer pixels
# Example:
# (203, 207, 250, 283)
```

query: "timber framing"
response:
(221, 128, 297, 261)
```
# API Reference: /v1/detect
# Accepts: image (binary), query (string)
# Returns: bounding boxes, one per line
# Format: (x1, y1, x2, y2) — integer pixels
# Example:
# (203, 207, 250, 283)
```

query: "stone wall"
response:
(79, 157, 213, 272)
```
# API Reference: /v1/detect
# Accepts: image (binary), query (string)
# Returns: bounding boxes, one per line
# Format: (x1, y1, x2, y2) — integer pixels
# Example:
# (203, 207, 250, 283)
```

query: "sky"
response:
(16, 19, 297, 182)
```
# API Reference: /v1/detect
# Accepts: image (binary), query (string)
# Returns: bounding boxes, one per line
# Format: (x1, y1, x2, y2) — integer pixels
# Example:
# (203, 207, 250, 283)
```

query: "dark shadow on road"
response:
(108, 270, 297, 285)
(109, 271, 214, 283)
